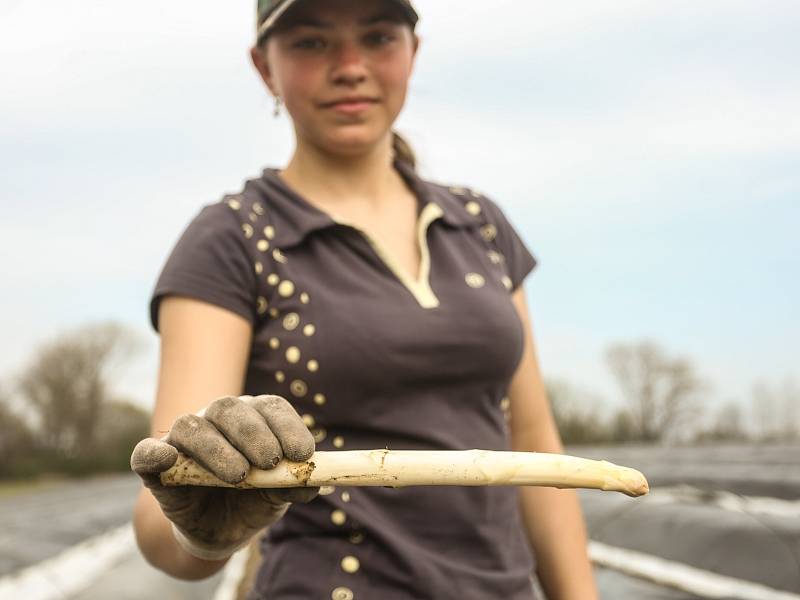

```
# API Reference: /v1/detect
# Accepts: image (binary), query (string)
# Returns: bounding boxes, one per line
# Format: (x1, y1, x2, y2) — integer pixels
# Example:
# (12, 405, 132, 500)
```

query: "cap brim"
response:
(257, 0, 418, 42)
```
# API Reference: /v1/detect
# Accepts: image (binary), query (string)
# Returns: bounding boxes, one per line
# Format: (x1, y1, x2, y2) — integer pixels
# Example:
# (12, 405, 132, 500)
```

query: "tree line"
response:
(548, 340, 799, 445)
(0, 322, 150, 479)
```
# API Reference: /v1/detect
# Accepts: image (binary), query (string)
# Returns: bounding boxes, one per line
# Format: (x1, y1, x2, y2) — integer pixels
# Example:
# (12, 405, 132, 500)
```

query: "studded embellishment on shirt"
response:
(465, 273, 485, 288)
(252, 202, 264, 215)
(275, 371, 285, 383)
(331, 509, 347, 526)
(307, 359, 319, 372)
(303, 324, 316, 336)
(242, 223, 254, 239)
(341, 491, 351, 502)
(465, 200, 482, 216)
(319, 486, 336, 496)
(286, 346, 301, 364)
(257, 297, 268, 315)
(283, 312, 300, 330)
(291, 379, 308, 397)
(300, 292, 310, 304)
(488, 250, 504, 264)
(349, 531, 364, 545)
(333, 436, 345, 448)
(226, 198, 242, 210)
(314, 393, 326, 406)
(340, 556, 360, 574)
(273, 248, 287, 263)
(331, 587, 354, 600)
(269, 337, 280, 349)
(312, 426, 327, 443)
(480, 223, 497, 242)
(502, 276, 513, 291)
(267, 273, 280, 286)
(254, 262, 263, 275)
(448, 186, 467, 195)
(278, 280, 295, 298)
(257, 239, 270, 252)
(302, 413, 315, 428)
(264, 225, 275, 239)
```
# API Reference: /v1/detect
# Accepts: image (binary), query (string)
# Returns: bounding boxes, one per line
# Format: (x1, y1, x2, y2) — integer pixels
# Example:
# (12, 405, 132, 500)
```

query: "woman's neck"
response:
(279, 137, 404, 211)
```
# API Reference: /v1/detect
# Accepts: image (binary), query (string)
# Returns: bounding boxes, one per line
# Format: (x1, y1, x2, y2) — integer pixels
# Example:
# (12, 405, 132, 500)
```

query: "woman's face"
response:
(252, 0, 419, 157)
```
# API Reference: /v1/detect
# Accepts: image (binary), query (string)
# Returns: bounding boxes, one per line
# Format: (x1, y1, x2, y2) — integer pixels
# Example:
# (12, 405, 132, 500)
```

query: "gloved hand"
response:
(130, 394, 318, 561)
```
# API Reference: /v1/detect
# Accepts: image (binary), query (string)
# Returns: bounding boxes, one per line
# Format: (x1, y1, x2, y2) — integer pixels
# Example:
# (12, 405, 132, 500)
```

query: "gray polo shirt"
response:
(150, 157, 539, 600)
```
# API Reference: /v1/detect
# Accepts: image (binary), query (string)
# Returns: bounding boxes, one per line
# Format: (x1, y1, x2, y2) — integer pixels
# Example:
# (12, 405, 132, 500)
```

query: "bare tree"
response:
(17, 322, 142, 454)
(0, 384, 35, 472)
(605, 340, 705, 443)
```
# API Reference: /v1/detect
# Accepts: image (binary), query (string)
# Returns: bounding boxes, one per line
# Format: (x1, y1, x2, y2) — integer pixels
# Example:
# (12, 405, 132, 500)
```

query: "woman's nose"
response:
(331, 40, 368, 82)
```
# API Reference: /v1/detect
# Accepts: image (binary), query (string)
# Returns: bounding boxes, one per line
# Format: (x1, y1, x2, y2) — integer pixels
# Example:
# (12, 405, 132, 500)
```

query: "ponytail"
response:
(391, 130, 417, 171)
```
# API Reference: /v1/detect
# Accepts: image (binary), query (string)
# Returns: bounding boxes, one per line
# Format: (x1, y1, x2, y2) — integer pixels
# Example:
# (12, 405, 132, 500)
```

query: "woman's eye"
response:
(366, 32, 394, 46)
(294, 37, 325, 49)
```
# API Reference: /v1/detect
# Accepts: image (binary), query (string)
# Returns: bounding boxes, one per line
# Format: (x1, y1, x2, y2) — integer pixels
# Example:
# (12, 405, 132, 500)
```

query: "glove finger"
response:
(205, 396, 283, 470)
(130, 438, 178, 476)
(167, 414, 250, 485)
(266, 486, 320, 504)
(247, 395, 315, 462)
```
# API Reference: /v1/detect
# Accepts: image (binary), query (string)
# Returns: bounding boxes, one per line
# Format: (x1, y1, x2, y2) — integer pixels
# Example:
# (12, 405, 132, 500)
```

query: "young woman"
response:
(130, 0, 599, 598)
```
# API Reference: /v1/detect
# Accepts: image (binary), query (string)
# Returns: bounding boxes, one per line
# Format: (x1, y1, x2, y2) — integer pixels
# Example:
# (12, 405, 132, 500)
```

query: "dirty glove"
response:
(130, 394, 318, 561)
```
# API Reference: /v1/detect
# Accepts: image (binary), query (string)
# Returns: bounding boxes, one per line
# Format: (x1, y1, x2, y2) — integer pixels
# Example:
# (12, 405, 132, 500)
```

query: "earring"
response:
(273, 96, 282, 118)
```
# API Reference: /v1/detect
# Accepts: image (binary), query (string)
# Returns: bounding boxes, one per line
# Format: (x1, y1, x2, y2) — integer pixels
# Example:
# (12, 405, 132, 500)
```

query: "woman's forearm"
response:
(133, 487, 231, 580)
(519, 485, 599, 600)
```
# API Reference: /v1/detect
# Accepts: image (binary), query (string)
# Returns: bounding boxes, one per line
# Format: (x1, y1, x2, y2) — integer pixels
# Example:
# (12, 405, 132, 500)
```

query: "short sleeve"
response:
(480, 196, 538, 291)
(149, 202, 258, 332)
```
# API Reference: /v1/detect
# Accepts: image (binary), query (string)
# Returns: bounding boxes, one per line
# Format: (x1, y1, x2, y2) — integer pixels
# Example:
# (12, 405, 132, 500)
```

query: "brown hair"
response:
(392, 130, 417, 170)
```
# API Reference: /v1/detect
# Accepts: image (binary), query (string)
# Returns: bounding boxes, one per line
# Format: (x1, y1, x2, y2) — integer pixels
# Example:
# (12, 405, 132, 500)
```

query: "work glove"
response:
(130, 394, 318, 561)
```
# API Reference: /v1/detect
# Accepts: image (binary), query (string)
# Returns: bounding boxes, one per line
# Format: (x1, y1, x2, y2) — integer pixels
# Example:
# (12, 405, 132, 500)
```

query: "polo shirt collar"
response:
(250, 157, 477, 249)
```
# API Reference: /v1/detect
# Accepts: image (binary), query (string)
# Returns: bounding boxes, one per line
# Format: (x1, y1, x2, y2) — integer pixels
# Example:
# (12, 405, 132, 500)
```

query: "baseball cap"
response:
(257, 0, 419, 43)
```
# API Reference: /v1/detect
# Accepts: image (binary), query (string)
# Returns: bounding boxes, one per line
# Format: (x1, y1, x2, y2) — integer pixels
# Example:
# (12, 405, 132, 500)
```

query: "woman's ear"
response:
(250, 45, 277, 96)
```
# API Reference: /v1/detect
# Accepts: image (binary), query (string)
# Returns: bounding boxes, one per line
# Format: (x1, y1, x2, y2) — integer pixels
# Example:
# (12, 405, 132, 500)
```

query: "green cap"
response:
(257, 0, 419, 43)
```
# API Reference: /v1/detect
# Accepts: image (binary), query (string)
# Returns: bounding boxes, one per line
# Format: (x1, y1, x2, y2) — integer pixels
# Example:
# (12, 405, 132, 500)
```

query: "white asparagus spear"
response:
(161, 449, 649, 497)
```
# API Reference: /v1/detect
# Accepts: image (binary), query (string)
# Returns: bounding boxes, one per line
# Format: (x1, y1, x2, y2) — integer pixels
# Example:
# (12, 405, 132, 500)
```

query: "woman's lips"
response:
(326, 100, 376, 114)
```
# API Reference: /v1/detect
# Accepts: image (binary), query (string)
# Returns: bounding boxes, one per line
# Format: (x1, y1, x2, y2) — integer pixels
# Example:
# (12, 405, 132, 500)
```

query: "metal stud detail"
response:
(257, 239, 270, 252)
(283, 313, 300, 331)
(331, 587, 354, 600)
(286, 347, 301, 363)
(269, 337, 280, 350)
(333, 436, 345, 448)
(331, 509, 347, 526)
(291, 379, 308, 397)
(242, 223, 254, 238)
(267, 274, 280, 286)
(226, 198, 241, 210)
(273, 248, 287, 263)
(278, 280, 295, 298)
(264, 225, 276, 239)
(465, 201, 482, 216)
(275, 371, 285, 383)
(314, 393, 327, 406)
(480, 223, 497, 241)
(300, 292, 310, 304)
(307, 359, 319, 372)
(340, 556, 360, 574)
(465, 273, 486, 288)
(303, 324, 316, 337)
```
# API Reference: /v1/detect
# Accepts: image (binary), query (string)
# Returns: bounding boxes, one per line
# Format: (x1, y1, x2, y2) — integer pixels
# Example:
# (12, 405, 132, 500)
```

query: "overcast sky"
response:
(1, 0, 797, 424)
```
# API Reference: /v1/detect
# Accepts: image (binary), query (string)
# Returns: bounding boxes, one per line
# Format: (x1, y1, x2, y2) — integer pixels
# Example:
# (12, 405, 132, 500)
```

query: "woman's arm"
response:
(133, 296, 252, 579)
(508, 288, 600, 600)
